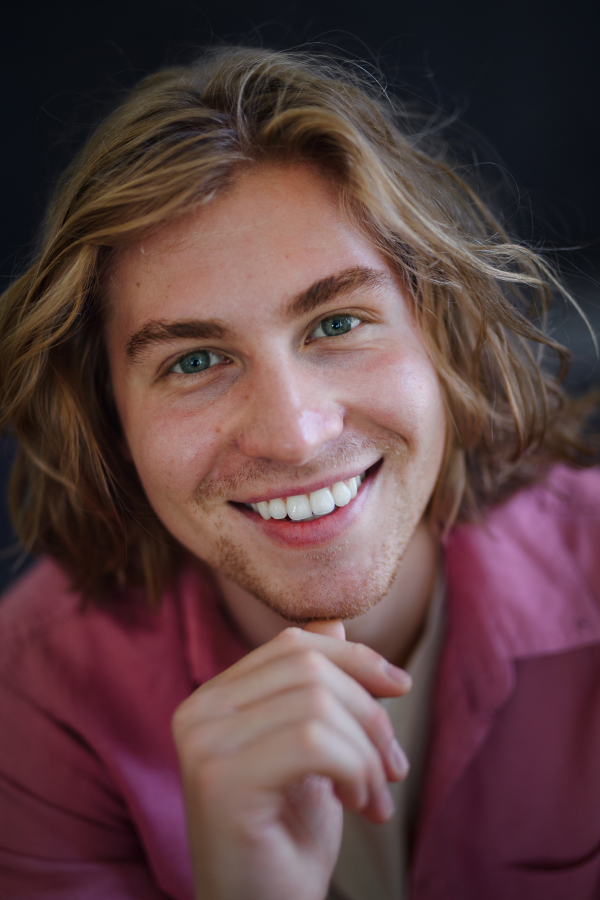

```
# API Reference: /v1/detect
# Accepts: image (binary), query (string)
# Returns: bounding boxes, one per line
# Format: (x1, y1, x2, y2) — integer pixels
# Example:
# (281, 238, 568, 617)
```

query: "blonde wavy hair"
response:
(0, 46, 594, 603)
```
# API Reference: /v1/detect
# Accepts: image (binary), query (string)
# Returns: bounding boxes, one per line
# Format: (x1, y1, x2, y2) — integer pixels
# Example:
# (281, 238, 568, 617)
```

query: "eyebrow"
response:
(125, 265, 390, 362)
(125, 320, 230, 361)
(284, 266, 390, 319)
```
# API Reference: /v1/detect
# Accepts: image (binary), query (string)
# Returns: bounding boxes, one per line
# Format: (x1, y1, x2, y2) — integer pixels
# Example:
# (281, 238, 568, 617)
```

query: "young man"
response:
(1, 47, 599, 900)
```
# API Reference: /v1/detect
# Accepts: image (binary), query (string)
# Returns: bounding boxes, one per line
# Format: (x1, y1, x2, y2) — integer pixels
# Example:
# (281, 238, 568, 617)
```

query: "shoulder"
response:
(449, 464, 600, 561)
(0, 560, 241, 897)
(444, 466, 600, 658)
(0, 556, 180, 658)
(0, 558, 197, 718)
(0, 557, 77, 644)
(0, 559, 202, 892)
(484, 464, 600, 562)
(0, 560, 197, 831)
(0, 556, 247, 712)
(504, 463, 600, 517)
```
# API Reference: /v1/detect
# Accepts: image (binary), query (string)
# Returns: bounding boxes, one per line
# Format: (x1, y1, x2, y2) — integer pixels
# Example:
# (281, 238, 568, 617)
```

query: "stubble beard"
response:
(191, 436, 432, 623)
(207, 487, 419, 624)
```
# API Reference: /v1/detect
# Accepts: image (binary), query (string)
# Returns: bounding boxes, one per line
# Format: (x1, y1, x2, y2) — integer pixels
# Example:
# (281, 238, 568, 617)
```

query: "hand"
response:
(172, 621, 411, 900)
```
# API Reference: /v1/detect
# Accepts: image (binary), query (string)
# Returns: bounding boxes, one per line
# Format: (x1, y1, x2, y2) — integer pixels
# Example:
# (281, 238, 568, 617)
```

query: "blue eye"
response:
(171, 350, 222, 374)
(312, 314, 360, 338)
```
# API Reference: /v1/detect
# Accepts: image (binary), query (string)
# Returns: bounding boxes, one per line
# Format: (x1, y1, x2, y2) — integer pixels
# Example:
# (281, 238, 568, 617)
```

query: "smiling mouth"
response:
(240, 467, 372, 523)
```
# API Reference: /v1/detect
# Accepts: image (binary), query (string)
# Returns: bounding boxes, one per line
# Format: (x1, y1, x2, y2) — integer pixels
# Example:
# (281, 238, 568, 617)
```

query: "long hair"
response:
(0, 46, 594, 603)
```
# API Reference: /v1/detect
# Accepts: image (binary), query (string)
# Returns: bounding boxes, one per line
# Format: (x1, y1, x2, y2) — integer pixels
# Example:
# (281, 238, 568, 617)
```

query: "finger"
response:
(185, 683, 396, 816)
(236, 657, 408, 781)
(304, 619, 346, 640)
(179, 653, 409, 782)
(184, 681, 408, 782)
(207, 719, 396, 824)
(205, 627, 411, 700)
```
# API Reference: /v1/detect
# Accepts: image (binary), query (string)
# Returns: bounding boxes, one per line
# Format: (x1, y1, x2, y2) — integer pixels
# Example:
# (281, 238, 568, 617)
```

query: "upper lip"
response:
(231, 460, 380, 505)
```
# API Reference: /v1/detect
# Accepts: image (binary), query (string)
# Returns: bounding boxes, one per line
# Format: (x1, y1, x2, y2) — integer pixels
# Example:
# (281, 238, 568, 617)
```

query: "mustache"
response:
(193, 431, 405, 507)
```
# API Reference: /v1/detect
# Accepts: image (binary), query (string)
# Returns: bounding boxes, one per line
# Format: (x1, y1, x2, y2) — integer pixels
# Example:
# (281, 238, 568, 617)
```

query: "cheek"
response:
(123, 403, 223, 506)
(350, 349, 445, 451)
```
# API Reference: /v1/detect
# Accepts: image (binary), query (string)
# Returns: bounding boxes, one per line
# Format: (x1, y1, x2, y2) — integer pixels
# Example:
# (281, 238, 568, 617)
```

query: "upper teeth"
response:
(249, 473, 366, 521)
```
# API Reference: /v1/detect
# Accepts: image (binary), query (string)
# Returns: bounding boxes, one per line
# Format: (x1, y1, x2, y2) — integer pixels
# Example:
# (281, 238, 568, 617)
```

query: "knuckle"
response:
(368, 702, 392, 735)
(171, 698, 196, 740)
(355, 747, 379, 787)
(175, 720, 219, 769)
(297, 648, 328, 681)
(306, 685, 334, 719)
(366, 743, 381, 773)
(347, 749, 372, 785)
(348, 640, 376, 666)
(171, 688, 214, 740)
(296, 718, 327, 755)
(276, 626, 305, 649)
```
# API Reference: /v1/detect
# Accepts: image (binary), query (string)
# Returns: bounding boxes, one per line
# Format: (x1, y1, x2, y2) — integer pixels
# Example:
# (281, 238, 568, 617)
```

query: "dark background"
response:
(2, 0, 599, 592)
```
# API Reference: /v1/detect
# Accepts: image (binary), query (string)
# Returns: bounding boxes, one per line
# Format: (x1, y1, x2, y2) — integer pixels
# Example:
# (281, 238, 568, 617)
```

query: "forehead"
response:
(107, 164, 389, 329)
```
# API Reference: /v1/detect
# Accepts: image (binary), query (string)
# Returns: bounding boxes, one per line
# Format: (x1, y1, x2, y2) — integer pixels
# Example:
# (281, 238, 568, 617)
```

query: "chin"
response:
(214, 542, 402, 624)
(199, 491, 418, 622)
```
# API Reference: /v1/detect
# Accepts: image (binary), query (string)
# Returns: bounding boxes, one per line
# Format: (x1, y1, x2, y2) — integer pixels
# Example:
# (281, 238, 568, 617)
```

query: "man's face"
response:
(106, 165, 446, 621)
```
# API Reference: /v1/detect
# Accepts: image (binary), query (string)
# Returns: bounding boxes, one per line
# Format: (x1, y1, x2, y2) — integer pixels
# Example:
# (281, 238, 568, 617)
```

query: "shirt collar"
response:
(176, 562, 250, 688)
(444, 466, 600, 713)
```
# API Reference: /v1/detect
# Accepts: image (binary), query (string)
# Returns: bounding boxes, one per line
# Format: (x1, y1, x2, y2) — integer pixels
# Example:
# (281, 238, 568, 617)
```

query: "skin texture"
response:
(105, 164, 447, 899)
(106, 164, 445, 633)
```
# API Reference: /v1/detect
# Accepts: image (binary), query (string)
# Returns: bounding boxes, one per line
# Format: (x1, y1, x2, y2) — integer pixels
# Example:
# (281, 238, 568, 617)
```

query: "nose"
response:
(235, 359, 344, 465)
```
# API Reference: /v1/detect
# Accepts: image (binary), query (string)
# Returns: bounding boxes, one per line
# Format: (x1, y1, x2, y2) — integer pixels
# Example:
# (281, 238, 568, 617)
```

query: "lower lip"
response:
(233, 467, 378, 548)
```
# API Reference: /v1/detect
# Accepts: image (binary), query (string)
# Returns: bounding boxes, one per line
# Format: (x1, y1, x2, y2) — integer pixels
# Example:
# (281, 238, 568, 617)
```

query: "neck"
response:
(216, 519, 441, 668)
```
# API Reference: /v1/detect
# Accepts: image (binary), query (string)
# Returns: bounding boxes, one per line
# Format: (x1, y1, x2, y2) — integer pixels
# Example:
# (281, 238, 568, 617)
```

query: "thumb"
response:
(303, 618, 346, 641)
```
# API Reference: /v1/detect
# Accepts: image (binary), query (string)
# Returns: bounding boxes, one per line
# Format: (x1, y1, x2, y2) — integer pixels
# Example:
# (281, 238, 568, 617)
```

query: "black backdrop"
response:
(2, 0, 599, 591)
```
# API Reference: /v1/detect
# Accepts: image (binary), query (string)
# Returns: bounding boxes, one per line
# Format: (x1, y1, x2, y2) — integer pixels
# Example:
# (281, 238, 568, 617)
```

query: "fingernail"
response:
(390, 739, 410, 779)
(381, 787, 395, 820)
(383, 662, 412, 689)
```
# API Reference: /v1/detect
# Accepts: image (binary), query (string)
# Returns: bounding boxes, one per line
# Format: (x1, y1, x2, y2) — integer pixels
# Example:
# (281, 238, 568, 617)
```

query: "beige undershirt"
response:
(328, 575, 446, 900)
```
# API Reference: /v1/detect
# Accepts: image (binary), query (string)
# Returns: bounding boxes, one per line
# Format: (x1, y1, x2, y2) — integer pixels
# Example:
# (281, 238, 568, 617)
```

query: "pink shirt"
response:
(1, 465, 600, 899)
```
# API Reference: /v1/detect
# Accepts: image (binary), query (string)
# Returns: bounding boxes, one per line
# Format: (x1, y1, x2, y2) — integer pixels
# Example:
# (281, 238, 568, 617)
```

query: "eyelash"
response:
(309, 313, 362, 340)
(169, 350, 225, 375)
(167, 312, 365, 376)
